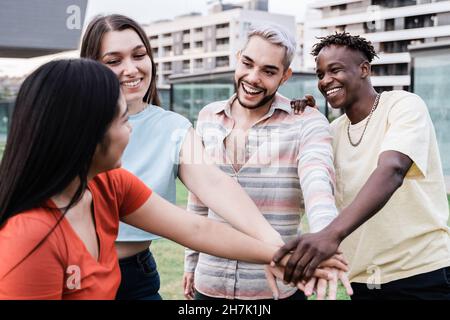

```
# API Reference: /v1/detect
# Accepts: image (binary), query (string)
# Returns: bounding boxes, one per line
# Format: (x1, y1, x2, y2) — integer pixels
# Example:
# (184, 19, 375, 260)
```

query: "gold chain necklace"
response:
(347, 93, 381, 147)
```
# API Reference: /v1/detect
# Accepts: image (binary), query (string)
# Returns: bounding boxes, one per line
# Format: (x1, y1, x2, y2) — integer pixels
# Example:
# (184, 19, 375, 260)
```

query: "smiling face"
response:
(315, 45, 369, 110)
(100, 29, 152, 110)
(234, 36, 292, 110)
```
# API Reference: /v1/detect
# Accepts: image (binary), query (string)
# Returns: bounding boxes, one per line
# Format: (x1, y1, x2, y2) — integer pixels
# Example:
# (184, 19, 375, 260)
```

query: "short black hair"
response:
(311, 32, 378, 62)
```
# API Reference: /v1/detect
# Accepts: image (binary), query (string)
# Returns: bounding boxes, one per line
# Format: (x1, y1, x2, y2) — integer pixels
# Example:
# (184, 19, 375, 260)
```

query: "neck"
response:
(345, 87, 379, 124)
(128, 100, 147, 115)
(51, 177, 83, 207)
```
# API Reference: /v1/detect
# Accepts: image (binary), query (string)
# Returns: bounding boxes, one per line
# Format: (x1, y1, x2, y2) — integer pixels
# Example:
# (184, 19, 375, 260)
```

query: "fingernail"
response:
(273, 294, 279, 300)
(270, 261, 275, 267)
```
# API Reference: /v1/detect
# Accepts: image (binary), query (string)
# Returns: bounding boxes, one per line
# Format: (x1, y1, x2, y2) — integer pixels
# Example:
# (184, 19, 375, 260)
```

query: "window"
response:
(216, 38, 229, 45)
(216, 23, 229, 29)
(182, 60, 190, 71)
(194, 58, 203, 69)
(215, 56, 229, 68)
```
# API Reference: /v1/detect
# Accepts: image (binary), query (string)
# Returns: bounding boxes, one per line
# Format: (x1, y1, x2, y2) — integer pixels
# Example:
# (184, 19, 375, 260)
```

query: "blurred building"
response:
(143, 0, 299, 96)
(410, 41, 450, 189)
(304, 0, 450, 91)
(0, 0, 88, 58)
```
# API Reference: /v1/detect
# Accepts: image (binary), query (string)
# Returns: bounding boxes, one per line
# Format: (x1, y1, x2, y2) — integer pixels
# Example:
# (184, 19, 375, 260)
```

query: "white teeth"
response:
(242, 83, 263, 95)
(122, 79, 141, 88)
(326, 87, 341, 96)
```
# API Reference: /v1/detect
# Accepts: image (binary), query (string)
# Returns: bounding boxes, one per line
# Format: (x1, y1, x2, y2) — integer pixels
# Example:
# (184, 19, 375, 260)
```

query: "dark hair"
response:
(0, 59, 120, 225)
(81, 14, 160, 106)
(311, 32, 378, 62)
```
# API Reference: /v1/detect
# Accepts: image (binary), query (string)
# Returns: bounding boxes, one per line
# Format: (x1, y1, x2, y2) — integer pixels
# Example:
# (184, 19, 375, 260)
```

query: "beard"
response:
(235, 79, 278, 110)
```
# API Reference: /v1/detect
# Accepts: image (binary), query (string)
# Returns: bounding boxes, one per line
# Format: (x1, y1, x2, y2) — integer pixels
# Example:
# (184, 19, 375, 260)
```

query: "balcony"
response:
(307, 1, 450, 28)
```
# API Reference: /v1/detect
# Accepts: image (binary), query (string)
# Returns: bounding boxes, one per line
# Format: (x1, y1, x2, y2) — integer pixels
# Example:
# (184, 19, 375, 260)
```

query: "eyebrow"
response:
(102, 45, 146, 58)
(242, 55, 280, 72)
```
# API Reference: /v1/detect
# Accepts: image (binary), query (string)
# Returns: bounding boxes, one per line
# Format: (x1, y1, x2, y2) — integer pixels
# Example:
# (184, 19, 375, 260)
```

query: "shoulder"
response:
(383, 90, 427, 112)
(92, 168, 137, 191)
(0, 209, 57, 239)
(293, 107, 331, 130)
(0, 209, 60, 262)
(198, 100, 228, 120)
(149, 105, 192, 127)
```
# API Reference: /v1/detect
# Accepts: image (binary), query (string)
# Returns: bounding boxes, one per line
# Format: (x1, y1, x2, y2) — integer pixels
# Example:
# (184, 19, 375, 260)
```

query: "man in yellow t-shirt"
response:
(275, 32, 450, 300)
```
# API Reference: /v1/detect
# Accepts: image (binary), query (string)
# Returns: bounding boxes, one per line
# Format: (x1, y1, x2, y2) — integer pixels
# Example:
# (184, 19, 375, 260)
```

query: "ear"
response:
(360, 61, 371, 79)
(281, 67, 293, 85)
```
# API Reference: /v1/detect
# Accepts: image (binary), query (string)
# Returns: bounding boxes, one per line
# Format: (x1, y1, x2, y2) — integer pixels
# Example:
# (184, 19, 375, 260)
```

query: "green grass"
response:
(151, 179, 188, 300)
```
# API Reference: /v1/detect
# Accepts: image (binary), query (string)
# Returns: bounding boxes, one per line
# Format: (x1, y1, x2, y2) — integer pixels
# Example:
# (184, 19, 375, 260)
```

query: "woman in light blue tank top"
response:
(81, 14, 284, 300)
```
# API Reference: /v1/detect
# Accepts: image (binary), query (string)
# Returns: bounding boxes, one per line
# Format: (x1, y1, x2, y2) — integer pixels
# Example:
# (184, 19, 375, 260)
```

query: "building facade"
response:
(143, 7, 299, 92)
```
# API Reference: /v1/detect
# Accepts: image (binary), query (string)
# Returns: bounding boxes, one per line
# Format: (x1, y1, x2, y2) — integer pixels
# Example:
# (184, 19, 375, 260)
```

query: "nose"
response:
(122, 58, 138, 76)
(245, 68, 261, 85)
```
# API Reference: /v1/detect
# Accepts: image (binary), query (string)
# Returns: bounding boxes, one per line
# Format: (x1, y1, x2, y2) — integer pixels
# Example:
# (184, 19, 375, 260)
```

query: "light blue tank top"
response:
(116, 105, 192, 242)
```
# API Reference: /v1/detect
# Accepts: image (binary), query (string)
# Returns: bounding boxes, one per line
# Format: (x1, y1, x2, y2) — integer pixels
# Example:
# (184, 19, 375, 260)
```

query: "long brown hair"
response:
(81, 14, 160, 106)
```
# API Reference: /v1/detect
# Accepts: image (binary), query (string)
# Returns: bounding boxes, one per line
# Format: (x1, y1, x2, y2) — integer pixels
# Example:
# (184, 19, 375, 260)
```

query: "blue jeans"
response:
(351, 266, 450, 300)
(116, 248, 162, 300)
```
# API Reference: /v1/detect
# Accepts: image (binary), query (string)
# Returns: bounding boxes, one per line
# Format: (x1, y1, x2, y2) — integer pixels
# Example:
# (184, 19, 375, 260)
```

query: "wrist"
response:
(323, 221, 346, 244)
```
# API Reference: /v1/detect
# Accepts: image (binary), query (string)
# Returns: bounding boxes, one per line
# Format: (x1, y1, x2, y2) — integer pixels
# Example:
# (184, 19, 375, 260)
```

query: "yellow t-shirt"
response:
(331, 90, 450, 284)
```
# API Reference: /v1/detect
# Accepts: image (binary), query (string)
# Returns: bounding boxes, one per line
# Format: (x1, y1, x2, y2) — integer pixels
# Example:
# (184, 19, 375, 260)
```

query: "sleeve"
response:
(380, 94, 430, 179)
(113, 168, 153, 217)
(297, 110, 338, 233)
(0, 216, 65, 300)
(183, 189, 210, 273)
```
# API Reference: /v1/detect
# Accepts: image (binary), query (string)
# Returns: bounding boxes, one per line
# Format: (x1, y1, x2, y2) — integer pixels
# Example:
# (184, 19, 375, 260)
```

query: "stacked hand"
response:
(265, 253, 352, 300)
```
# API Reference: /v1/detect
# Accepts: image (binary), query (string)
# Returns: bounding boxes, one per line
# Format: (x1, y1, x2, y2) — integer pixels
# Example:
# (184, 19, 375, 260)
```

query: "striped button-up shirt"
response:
(184, 93, 338, 300)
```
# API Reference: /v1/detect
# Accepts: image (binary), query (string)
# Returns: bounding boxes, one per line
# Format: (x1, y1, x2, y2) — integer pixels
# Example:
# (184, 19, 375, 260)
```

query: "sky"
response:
(0, 0, 311, 77)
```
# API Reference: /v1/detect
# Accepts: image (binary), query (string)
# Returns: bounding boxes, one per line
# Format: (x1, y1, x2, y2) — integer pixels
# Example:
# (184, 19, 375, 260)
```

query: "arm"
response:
(178, 128, 283, 246)
(122, 192, 279, 264)
(275, 150, 412, 282)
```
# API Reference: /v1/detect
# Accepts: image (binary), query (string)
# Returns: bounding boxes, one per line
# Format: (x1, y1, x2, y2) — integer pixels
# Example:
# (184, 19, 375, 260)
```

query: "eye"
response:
(331, 68, 341, 73)
(134, 53, 146, 59)
(105, 59, 120, 66)
(265, 71, 275, 76)
(316, 73, 324, 80)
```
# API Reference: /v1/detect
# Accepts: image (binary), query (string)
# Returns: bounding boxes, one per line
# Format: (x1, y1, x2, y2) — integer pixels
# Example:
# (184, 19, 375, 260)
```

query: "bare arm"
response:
(122, 192, 278, 264)
(178, 128, 283, 246)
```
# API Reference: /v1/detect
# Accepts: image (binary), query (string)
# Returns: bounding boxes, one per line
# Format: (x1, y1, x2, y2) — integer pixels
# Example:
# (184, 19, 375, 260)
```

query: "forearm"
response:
(180, 163, 283, 245)
(185, 213, 278, 264)
(325, 165, 405, 241)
